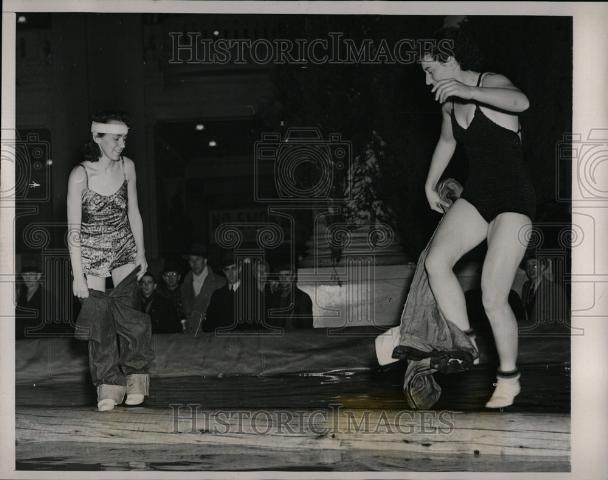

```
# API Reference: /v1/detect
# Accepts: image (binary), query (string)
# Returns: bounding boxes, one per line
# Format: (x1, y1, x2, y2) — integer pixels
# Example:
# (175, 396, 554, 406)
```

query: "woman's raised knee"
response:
(425, 251, 452, 278)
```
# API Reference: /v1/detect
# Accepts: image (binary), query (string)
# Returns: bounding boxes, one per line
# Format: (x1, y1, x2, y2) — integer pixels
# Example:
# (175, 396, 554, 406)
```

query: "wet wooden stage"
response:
(16, 359, 570, 472)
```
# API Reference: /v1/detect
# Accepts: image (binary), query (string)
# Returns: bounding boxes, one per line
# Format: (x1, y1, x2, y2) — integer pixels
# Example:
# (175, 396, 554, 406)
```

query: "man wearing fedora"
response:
(180, 243, 226, 335)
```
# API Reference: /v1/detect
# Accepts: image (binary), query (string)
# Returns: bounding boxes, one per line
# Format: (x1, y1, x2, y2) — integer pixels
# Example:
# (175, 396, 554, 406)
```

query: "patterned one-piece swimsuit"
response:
(80, 158, 137, 278)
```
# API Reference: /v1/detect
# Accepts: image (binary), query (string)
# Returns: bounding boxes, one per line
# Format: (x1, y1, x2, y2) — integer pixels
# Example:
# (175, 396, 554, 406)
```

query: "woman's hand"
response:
(425, 185, 451, 214)
(135, 252, 148, 280)
(73, 274, 89, 299)
(432, 79, 474, 104)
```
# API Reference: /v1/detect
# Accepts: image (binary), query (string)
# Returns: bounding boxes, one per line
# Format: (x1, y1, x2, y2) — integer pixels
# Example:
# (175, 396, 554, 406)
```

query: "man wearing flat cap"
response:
(180, 243, 226, 335)
(16, 261, 70, 338)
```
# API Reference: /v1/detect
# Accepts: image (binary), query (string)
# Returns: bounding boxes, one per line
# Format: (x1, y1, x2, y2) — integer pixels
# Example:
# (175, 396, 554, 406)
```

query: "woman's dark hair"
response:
(429, 24, 484, 71)
(82, 111, 130, 162)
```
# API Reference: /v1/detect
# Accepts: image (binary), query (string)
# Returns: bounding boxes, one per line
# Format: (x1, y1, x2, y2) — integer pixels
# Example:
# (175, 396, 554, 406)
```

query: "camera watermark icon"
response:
(254, 127, 351, 204)
(556, 129, 608, 201)
(516, 221, 579, 336)
(0, 130, 51, 203)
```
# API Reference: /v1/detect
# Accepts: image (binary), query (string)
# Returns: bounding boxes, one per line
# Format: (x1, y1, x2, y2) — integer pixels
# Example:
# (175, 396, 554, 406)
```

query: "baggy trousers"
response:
(75, 268, 154, 386)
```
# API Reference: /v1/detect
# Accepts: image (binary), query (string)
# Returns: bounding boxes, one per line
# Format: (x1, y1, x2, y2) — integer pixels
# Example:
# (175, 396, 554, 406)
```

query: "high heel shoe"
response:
(485, 372, 521, 409)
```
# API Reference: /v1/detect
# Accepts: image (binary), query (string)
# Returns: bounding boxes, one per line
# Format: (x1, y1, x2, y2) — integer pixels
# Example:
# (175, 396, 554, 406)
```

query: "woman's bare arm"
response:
(426, 102, 458, 190)
(67, 165, 86, 277)
(470, 73, 529, 112)
(433, 73, 529, 112)
(425, 103, 458, 213)
(124, 157, 147, 277)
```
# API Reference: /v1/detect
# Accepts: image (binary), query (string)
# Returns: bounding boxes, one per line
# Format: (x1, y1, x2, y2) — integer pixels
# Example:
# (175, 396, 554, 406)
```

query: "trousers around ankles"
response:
(75, 268, 154, 386)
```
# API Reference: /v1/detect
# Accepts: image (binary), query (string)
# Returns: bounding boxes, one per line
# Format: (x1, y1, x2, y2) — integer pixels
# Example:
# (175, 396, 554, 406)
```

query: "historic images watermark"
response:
(169, 33, 453, 65)
(170, 403, 456, 436)
(556, 129, 608, 201)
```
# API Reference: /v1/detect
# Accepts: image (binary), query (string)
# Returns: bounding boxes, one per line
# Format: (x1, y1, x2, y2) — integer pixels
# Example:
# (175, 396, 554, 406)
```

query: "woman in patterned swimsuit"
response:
(420, 27, 535, 409)
(67, 112, 151, 411)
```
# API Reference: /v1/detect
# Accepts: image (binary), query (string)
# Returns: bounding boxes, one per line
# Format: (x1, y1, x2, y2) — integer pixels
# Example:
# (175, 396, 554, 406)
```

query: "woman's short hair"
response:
(82, 111, 130, 162)
(429, 25, 484, 71)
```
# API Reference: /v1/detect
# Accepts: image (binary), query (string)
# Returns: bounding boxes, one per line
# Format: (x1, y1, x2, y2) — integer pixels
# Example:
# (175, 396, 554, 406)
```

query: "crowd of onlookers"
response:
(138, 243, 314, 335)
(15, 246, 568, 339)
(15, 243, 314, 339)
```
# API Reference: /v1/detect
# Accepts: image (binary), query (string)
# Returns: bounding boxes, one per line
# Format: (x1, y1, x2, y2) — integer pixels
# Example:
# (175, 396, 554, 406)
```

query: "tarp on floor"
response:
(16, 329, 381, 385)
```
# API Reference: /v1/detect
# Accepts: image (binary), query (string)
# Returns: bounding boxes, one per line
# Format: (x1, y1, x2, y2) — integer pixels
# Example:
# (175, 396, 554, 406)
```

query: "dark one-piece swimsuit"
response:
(450, 72, 536, 223)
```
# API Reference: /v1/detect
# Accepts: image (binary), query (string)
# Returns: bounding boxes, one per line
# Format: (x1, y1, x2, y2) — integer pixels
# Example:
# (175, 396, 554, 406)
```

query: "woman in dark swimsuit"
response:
(420, 27, 535, 408)
(67, 112, 152, 411)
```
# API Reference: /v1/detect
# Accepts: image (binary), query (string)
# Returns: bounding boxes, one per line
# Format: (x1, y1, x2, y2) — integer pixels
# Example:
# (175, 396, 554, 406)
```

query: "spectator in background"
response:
(180, 243, 226, 335)
(251, 258, 272, 328)
(139, 272, 181, 334)
(157, 259, 185, 322)
(16, 261, 72, 338)
(16, 263, 46, 339)
(267, 261, 313, 330)
(205, 252, 248, 332)
(521, 256, 568, 330)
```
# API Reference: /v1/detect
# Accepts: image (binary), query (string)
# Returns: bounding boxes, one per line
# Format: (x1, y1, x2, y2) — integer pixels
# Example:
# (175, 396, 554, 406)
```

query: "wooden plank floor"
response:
(15, 362, 570, 471)
(15, 328, 570, 471)
(16, 407, 569, 472)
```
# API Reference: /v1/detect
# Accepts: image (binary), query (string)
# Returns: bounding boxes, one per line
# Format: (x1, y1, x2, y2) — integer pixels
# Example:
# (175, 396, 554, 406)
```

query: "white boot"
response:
(485, 373, 521, 409)
(97, 384, 126, 412)
(126, 374, 149, 406)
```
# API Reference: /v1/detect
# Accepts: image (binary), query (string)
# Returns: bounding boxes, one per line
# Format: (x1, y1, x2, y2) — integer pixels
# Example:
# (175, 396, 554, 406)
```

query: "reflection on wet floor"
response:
(17, 362, 569, 413)
(16, 362, 570, 472)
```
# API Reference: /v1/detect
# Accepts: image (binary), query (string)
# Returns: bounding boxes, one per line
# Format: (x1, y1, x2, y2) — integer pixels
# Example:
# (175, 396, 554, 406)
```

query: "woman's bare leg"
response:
(425, 199, 488, 331)
(85, 275, 105, 292)
(111, 262, 137, 287)
(481, 213, 531, 372)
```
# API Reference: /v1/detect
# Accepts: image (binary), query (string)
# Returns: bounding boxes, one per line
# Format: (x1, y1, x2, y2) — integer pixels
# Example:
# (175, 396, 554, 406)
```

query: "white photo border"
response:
(2, 1, 607, 479)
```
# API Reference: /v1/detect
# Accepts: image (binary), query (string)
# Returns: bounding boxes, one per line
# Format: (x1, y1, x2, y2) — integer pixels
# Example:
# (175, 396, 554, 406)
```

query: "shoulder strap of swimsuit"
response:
(79, 163, 88, 187)
(473, 73, 485, 113)
(121, 156, 126, 182)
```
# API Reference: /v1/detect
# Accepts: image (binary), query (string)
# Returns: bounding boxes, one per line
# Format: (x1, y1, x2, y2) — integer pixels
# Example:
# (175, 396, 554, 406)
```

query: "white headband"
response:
(91, 121, 129, 135)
